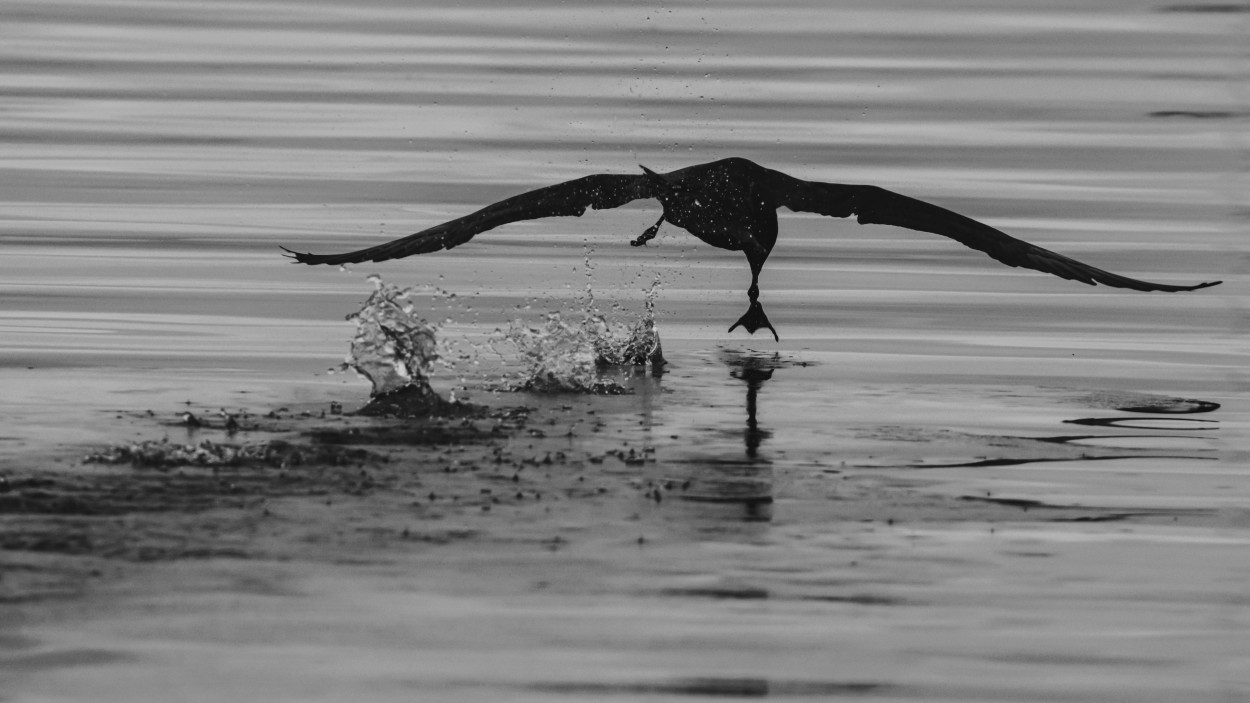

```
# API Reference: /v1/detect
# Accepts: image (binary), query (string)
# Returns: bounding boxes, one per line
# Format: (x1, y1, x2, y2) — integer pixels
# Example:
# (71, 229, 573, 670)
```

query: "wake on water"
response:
(339, 275, 664, 404)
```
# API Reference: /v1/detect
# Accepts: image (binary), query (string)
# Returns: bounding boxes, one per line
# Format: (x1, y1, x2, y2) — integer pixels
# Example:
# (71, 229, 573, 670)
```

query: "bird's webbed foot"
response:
(728, 300, 779, 342)
(630, 214, 665, 247)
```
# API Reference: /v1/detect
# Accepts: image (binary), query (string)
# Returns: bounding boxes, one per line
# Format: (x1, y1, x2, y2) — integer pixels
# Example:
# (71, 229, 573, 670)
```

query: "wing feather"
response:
(767, 173, 1219, 292)
(283, 173, 653, 265)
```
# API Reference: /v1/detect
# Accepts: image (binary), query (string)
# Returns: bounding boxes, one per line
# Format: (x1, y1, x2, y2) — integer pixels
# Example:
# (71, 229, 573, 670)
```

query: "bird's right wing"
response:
(765, 172, 1220, 292)
(282, 174, 653, 265)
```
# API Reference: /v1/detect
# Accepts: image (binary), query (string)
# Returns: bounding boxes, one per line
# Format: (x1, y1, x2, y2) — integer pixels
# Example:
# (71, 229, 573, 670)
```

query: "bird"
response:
(282, 157, 1220, 341)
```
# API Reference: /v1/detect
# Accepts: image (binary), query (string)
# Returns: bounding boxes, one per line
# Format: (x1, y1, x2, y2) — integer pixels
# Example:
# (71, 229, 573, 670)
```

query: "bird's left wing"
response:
(283, 173, 653, 265)
(763, 170, 1220, 292)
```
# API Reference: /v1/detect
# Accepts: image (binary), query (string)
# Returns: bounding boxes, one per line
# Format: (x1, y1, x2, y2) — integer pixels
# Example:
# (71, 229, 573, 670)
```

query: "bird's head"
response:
(639, 165, 682, 197)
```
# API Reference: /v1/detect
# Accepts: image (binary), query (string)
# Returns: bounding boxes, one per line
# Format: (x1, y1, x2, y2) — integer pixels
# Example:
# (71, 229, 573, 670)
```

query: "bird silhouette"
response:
(282, 157, 1220, 341)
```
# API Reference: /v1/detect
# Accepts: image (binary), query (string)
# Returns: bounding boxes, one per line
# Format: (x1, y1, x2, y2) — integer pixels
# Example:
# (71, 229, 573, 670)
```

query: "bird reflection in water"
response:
(730, 353, 775, 460)
(675, 351, 788, 522)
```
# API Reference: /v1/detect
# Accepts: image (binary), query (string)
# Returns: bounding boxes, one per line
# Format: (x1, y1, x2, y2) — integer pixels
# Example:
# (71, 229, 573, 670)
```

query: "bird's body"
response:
(283, 157, 1219, 340)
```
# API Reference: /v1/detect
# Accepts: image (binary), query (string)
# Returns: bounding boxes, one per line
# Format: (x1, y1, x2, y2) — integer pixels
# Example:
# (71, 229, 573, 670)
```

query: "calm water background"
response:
(2, 0, 1249, 701)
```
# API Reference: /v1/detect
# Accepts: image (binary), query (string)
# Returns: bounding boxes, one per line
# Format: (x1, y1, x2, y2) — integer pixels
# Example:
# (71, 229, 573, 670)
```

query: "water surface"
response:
(1, 0, 1248, 701)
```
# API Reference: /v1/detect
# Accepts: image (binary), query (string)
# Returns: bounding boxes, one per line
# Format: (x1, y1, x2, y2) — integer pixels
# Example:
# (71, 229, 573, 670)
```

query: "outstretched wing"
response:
(764, 171, 1220, 292)
(282, 173, 654, 265)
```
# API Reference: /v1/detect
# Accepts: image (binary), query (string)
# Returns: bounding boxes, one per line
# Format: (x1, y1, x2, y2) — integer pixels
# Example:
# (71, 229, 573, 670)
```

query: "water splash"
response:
(506, 313, 601, 393)
(340, 274, 664, 399)
(341, 275, 439, 397)
(590, 279, 665, 367)
(504, 278, 664, 393)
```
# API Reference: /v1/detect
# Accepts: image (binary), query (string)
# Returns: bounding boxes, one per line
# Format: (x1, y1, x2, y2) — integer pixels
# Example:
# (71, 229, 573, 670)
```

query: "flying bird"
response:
(282, 157, 1219, 341)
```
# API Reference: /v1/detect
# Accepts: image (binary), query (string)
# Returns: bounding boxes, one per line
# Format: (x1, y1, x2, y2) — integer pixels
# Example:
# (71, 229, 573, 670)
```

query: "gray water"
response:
(2, 0, 1248, 701)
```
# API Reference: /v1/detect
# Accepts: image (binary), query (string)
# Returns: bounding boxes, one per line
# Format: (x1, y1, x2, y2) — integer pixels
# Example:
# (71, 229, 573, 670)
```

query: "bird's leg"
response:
(728, 267, 779, 342)
(630, 213, 666, 247)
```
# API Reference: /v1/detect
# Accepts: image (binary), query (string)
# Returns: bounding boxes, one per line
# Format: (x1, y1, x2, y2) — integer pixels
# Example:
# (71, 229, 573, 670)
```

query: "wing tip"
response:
(1171, 279, 1222, 292)
(279, 245, 329, 265)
